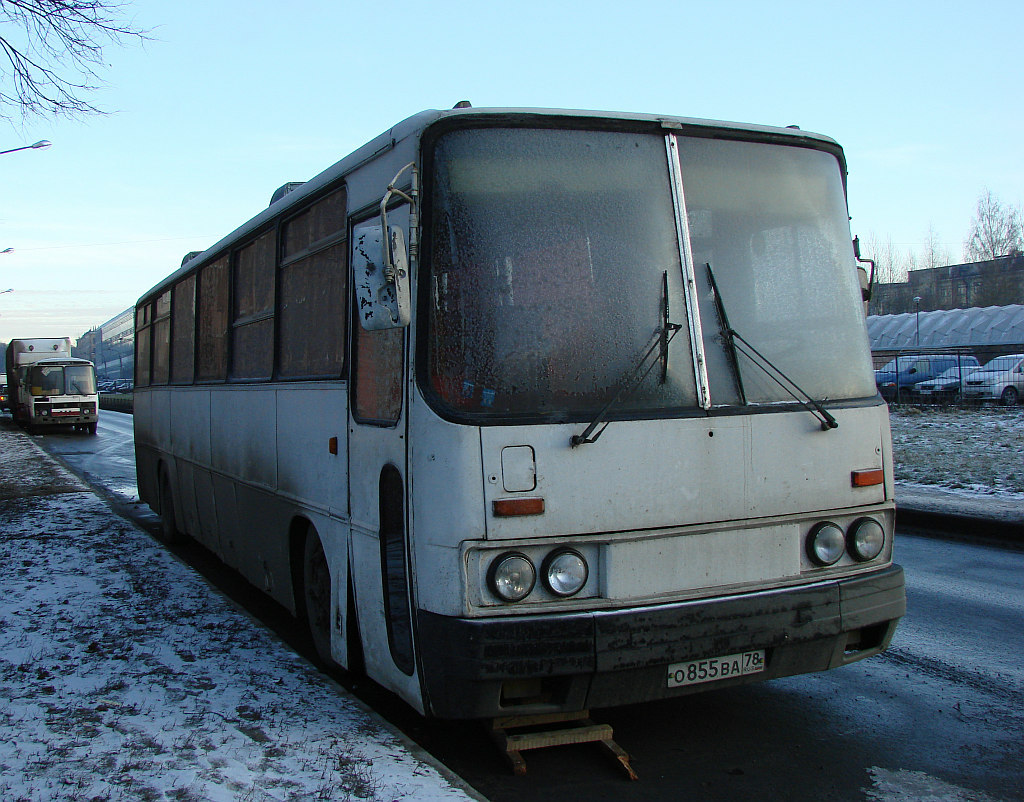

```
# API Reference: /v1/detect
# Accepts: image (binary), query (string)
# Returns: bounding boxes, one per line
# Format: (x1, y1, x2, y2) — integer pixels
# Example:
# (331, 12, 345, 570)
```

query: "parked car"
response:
(961, 354, 1024, 406)
(910, 359, 981, 404)
(874, 354, 973, 402)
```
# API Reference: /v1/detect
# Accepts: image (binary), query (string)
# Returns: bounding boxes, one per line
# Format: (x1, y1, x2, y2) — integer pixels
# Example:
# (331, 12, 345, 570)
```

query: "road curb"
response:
(896, 506, 1024, 548)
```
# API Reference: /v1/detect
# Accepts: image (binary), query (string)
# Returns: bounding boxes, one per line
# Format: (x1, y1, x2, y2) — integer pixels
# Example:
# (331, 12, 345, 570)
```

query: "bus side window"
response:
(353, 323, 403, 424)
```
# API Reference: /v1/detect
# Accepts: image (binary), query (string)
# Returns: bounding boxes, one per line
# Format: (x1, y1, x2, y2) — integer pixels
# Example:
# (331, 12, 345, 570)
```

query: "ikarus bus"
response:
(133, 106, 905, 721)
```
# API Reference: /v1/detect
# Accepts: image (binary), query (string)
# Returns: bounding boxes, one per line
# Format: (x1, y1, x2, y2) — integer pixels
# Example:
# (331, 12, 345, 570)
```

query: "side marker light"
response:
(493, 497, 545, 517)
(851, 468, 884, 487)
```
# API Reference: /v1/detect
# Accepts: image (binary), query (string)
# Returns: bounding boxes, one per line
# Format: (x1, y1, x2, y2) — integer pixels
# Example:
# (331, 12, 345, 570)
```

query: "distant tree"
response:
(0, 0, 148, 122)
(863, 232, 910, 284)
(964, 189, 1024, 261)
(920, 223, 952, 270)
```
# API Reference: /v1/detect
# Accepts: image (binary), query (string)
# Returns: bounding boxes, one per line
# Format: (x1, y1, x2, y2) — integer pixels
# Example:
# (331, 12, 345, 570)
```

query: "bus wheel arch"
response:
(156, 462, 182, 545)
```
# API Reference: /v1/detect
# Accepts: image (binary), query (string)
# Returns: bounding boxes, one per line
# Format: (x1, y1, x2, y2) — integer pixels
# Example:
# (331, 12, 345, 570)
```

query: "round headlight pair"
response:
(806, 518, 885, 566)
(488, 548, 589, 602)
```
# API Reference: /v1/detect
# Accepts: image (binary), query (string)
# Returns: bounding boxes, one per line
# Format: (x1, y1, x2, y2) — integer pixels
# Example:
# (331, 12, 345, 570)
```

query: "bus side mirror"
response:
(352, 224, 411, 330)
(853, 236, 874, 304)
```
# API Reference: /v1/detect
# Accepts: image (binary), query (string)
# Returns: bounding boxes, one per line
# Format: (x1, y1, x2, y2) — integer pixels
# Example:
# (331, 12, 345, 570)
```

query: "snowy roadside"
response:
(889, 406, 1024, 529)
(0, 426, 480, 802)
(889, 406, 1024, 497)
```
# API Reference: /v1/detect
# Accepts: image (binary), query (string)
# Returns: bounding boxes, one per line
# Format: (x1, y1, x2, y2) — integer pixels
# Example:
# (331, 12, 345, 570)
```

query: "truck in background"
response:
(5, 338, 99, 434)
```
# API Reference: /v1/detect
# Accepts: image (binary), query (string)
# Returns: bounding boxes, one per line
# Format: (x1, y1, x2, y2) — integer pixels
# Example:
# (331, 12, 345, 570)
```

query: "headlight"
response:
(847, 518, 885, 562)
(807, 522, 845, 566)
(542, 549, 588, 597)
(487, 552, 536, 602)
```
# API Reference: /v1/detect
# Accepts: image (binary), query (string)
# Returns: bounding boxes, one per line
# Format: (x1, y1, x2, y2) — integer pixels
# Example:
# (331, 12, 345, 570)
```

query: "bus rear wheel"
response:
(302, 528, 336, 668)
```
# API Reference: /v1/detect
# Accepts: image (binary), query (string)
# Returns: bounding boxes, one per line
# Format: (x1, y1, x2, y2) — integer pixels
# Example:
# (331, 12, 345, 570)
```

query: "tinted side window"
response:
(135, 303, 152, 387)
(231, 230, 276, 380)
(353, 323, 403, 423)
(152, 291, 171, 385)
(197, 256, 230, 381)
(280, 187, 347, 378)
(171, 275, 196, 384)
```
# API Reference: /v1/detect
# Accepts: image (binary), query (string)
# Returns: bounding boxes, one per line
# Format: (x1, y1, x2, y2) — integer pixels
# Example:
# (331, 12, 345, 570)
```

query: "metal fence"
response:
(99, 393, 133, 414)
(871, 347, 1021, 407)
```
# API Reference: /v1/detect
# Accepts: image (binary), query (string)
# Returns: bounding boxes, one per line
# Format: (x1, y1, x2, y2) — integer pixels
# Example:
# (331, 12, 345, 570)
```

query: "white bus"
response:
(134, 106, 905, 720)
(6, 338, 99, 434)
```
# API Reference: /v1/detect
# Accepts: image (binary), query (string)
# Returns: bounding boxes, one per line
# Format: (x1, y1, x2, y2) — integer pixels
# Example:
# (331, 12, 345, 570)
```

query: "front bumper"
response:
(417, 564, 905, 719)
(33, 413, 98, 426)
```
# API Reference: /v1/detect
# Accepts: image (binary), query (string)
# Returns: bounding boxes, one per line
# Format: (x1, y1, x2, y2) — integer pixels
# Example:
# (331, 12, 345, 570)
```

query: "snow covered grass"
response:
(889, 406, 1024, 495)
(0, 479, 472, 801)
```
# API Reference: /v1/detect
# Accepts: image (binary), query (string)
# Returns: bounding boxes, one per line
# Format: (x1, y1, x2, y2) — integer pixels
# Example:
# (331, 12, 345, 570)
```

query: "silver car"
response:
(962, 354, 1024, 406)
(914, 361, 981, 403)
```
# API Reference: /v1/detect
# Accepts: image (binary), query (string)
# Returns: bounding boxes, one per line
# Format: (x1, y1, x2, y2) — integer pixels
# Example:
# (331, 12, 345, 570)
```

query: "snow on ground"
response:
(0, 405, 1018, 800)
(0, 428, 476, 802)
(889, 406, 1024, 497)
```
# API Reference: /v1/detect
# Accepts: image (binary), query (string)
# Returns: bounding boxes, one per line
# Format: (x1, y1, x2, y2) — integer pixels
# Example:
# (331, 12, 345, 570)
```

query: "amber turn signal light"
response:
(851, 468, 884, 487)
(493, 497, 545, 517)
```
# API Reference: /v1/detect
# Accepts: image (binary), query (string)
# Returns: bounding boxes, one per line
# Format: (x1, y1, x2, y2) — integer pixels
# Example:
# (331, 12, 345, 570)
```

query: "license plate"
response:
(667, 650, 765, 688)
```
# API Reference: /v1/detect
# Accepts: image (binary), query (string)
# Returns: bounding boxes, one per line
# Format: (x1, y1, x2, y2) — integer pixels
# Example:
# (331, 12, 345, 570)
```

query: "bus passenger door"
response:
(347, 207, 421, 711)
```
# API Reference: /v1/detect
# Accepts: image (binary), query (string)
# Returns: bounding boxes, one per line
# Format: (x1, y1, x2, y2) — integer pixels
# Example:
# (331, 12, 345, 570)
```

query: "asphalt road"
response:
(30, 411, 1024, 801)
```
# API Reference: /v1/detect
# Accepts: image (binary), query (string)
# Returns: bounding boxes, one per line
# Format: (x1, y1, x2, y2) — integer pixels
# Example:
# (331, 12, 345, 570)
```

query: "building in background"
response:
(867, 304, 1024, 368)
(73, 308, 134, 383)
(869, 253, 1024, 316)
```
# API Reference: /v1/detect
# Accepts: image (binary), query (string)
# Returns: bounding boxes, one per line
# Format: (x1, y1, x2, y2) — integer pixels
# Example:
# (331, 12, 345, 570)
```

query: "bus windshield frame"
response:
(418, 121, 877, 425)
(28, 363, 97, 397)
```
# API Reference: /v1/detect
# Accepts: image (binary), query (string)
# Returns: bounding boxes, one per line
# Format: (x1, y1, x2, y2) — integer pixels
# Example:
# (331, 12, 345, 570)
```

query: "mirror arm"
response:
(380, 162, 418, 283)
(853, 236, 875, 302)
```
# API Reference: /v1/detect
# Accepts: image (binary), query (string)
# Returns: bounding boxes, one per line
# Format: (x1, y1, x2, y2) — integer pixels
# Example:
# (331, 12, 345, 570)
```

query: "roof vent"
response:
(453, 100, 472, 109)
(269, 181, 305, 206)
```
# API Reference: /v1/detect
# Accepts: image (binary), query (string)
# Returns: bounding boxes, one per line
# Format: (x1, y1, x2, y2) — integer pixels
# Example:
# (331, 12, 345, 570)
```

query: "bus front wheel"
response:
(302, 528, 336, 668)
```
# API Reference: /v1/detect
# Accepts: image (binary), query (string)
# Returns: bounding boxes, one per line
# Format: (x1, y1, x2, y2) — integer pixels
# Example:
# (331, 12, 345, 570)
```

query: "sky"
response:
(0, 0, 1021, 345)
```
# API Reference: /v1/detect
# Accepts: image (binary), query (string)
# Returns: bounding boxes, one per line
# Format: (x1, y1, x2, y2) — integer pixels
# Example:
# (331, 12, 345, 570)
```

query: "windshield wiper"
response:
(706, 261, 746, 405)
(706, 263, 838, 431)
(571, 271, 682, 447)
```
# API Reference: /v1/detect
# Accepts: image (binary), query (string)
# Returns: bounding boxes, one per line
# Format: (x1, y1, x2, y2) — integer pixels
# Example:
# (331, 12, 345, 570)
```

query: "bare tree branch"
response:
(964, 189, 1024, 261)
(0, 0, 149, 122)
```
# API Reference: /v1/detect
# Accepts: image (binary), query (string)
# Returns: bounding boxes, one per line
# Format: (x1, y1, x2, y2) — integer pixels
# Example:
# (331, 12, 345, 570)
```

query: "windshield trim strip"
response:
(666, 134, 711, 409)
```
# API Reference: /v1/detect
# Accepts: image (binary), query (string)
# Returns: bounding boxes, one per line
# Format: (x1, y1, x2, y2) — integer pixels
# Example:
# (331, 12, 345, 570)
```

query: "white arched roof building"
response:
(867, 304, 1024, 352)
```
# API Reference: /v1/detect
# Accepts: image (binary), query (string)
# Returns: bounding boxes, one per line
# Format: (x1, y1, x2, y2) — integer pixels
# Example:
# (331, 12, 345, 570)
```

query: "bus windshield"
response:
(425, 126, 876, 421)
(29, 364, 97, 396)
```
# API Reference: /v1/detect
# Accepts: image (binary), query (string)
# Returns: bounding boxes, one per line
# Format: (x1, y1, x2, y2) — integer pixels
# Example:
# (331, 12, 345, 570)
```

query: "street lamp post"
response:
(0, 140, 51, 156)
(914, 296, 922, 347)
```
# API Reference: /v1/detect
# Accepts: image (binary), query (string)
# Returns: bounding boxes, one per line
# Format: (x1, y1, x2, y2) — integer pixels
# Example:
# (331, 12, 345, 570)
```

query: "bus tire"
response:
(157, 469, 182, 545)
(302, 527, 337, 668)
(87, 423, 97, 435)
